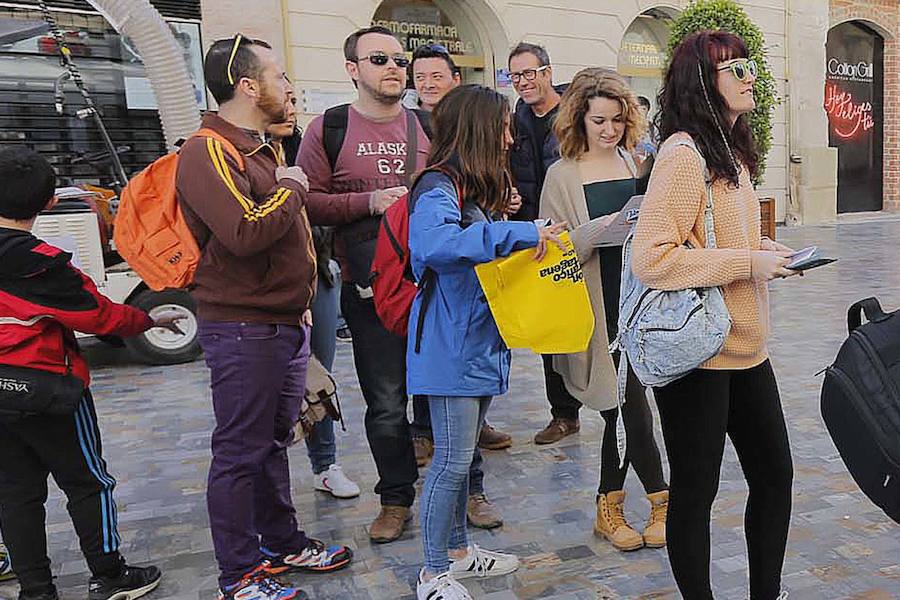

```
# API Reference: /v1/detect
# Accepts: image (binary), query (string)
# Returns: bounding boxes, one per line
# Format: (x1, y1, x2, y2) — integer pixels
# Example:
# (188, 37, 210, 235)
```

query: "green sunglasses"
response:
(717, 58, 757, 83)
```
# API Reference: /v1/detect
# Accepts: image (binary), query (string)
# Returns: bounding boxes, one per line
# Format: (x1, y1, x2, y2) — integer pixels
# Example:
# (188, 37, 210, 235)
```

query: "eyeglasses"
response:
(509, 65, 550, 84)
(226, 33, 244, 86)
(717, 58, 757, 83)
(355, 52, 410, 68)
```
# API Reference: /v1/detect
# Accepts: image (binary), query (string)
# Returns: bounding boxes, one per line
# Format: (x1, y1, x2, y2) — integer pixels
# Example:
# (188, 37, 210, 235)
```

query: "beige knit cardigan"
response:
(537, 149, 637, 412)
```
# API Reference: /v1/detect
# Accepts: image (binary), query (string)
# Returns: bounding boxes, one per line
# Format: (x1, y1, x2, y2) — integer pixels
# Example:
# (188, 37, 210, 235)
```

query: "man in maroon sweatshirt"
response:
(297, 26, 430, 543)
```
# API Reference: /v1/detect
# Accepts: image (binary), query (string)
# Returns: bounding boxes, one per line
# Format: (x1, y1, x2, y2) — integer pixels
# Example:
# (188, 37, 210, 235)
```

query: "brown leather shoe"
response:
(533, 418, 580, 445)
(413, 436, 433, 467)
(477, 424, 512, 450)
(466, 493, 503, 529)
(369, 505, 412, 543)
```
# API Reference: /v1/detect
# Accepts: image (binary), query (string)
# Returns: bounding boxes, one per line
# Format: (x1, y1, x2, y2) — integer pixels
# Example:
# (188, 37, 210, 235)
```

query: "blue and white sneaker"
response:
(0, 543, 16, 582)
(218, 565, 306, 600)
(261, 539, 352, 574)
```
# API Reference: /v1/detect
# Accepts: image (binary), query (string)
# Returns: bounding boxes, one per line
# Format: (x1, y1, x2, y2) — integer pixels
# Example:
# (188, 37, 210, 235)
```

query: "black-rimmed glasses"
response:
(509, 65, 550, 84)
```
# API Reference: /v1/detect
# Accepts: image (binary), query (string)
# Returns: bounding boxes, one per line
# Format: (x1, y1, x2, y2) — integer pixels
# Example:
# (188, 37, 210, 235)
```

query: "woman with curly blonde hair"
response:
(539, 68, 669, 552)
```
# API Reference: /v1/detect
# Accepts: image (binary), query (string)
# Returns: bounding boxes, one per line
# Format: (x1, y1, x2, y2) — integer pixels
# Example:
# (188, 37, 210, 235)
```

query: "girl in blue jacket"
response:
(408, 85, 565, 600)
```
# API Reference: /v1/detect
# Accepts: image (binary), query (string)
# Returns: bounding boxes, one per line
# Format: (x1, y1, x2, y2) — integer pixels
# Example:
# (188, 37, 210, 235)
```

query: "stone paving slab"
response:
(2, 219, 899, 599)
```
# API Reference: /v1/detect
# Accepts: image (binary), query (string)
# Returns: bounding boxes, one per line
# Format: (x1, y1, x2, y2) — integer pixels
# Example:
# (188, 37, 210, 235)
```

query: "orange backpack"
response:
(114, 129, 244, 291)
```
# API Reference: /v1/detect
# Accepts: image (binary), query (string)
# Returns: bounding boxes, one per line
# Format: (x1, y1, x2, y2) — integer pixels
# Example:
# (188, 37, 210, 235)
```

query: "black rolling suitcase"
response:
(821, 298, 900, 523)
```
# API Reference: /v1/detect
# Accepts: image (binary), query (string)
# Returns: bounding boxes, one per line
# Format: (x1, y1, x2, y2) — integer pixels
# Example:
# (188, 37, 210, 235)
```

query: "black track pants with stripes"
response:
(0, 389, 124, 595)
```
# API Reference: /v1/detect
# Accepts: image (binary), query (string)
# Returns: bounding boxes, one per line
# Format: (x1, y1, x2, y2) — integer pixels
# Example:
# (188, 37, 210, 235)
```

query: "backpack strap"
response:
(191, 128, 245, 171)
(848, 297, 890, 333)
(665, 136, 716, 250)
(412, 108, 433, 140)
(410, 168, 463, 354)
(405, 109, 418, 189)
(323, 104, 350, 171)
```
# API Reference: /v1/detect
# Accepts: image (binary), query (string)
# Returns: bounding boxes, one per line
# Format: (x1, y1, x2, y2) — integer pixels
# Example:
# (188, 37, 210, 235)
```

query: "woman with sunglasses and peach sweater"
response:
(630, 31, 797, 600)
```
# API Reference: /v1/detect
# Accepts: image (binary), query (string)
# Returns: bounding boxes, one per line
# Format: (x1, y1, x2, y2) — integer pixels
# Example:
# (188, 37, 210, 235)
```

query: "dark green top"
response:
(583, 177, 636, 338)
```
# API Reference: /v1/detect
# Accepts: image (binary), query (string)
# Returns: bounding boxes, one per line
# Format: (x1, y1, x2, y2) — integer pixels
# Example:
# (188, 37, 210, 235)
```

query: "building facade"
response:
(201, 0, 898, 222)
(0, 1, 894, 221)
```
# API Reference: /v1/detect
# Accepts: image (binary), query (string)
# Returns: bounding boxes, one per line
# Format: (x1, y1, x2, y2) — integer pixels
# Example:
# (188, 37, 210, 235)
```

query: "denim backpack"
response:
(608, 137, 732, 460)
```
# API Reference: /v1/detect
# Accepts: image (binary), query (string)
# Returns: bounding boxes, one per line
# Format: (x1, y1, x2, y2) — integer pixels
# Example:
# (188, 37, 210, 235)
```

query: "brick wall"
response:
(830, 0, 900, 211)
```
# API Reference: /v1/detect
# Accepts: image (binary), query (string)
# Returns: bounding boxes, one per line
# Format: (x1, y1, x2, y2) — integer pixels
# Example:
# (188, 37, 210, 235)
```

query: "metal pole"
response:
(38, 0, 129, 189)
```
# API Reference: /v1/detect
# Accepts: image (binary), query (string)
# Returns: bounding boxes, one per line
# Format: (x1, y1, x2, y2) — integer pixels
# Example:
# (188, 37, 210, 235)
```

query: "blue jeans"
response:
(411, 396, 485, 495)
(420, 396, 490, 573)
(307, 267, 340, 474)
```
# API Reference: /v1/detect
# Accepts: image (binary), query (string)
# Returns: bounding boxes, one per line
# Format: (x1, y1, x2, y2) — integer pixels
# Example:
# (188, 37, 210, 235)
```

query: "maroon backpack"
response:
(370, 169, 461, 348)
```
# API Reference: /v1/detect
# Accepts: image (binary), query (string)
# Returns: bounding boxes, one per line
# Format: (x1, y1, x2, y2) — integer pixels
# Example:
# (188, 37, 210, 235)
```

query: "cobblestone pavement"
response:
(2, 218, 900, 600)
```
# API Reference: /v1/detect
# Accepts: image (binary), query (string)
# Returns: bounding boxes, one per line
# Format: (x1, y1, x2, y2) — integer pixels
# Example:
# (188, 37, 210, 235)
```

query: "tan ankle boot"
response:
(593, 490, 644, 551)
(643, 490, 669, 548)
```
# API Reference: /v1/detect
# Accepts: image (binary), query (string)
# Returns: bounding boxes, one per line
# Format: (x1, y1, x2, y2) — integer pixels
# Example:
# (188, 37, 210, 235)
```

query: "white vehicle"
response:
(34, 187, 200, 365)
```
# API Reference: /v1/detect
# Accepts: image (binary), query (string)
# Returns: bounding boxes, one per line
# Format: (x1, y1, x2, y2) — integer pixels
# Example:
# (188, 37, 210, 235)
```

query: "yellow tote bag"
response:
(475, 231, 594, 353)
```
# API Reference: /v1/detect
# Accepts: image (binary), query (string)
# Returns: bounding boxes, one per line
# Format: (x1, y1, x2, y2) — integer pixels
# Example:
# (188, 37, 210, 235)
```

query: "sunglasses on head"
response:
(356, 52, 410, 68)
(226, 33, 245, 86)
(717, 58, 757, 83)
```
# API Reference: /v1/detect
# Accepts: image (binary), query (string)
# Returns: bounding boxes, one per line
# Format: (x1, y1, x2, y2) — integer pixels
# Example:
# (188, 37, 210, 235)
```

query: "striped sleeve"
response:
(176, 136, 303, 257)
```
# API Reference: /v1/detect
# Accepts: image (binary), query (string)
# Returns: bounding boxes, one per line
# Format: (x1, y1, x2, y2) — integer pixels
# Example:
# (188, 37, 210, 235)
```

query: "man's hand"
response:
(301, 309, 313, 327)
(151, 309, 186, 335)
(370, 186, 408, 215)
(275, 165, 309, 192)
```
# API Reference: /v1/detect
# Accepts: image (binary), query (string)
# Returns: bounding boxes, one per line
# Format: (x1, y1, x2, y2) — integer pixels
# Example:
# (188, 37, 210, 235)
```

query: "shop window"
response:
(618, 8, 676, 116)
(372, 0, 484, 70)
(825, 21, 884, 213)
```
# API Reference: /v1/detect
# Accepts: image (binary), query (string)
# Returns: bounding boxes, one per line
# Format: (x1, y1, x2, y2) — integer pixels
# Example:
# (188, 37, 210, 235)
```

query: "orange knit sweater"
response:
(631, 133, 769, 370)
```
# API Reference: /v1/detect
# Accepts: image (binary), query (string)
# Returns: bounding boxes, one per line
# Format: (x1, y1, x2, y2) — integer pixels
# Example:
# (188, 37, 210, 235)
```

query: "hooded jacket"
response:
(0, 228, 152, 386)
(406, 171, 539, 396)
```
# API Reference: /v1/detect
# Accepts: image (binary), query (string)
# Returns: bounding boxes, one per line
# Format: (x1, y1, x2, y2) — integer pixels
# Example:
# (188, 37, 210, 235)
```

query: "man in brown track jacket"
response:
(176, 35, 352, 600)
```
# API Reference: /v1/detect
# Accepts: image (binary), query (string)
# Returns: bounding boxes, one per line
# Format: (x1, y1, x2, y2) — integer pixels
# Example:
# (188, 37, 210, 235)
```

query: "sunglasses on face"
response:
(717, 58, 757, 83)
(509, 65, 550, 84)
(356, 52, 410, 68)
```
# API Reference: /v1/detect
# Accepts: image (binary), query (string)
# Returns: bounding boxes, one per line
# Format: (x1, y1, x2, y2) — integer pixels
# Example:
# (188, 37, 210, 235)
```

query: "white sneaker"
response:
(416, 569, 471, 600)
(314, 464, 360, 499)
(448, 544, 519, 580)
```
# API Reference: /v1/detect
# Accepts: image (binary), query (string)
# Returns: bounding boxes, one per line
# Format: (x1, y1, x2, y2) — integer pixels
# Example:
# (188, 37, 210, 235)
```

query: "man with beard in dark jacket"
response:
(507, 42, 583, 446)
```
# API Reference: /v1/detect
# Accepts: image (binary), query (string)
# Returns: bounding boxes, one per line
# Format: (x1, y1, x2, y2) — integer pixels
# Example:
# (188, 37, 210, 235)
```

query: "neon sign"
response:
(824, 83, 874, 139)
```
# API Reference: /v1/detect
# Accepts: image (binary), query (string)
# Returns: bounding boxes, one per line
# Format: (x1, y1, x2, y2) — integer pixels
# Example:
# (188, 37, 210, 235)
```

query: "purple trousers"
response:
(198, 320, 311, 588)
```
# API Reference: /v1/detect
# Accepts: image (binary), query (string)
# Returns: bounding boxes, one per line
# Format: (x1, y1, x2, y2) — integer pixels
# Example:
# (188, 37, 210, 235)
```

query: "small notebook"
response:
(786, 246, 837, 271)
(593, 194, 644, 247)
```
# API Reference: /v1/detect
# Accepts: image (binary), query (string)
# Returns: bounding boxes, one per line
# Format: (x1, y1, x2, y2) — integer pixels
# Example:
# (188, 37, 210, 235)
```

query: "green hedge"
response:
(666, 0, 779, 185)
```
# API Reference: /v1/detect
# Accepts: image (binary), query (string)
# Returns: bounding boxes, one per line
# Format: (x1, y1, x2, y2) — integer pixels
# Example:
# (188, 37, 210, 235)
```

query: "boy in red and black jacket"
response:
(0, 147, 181, 600)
